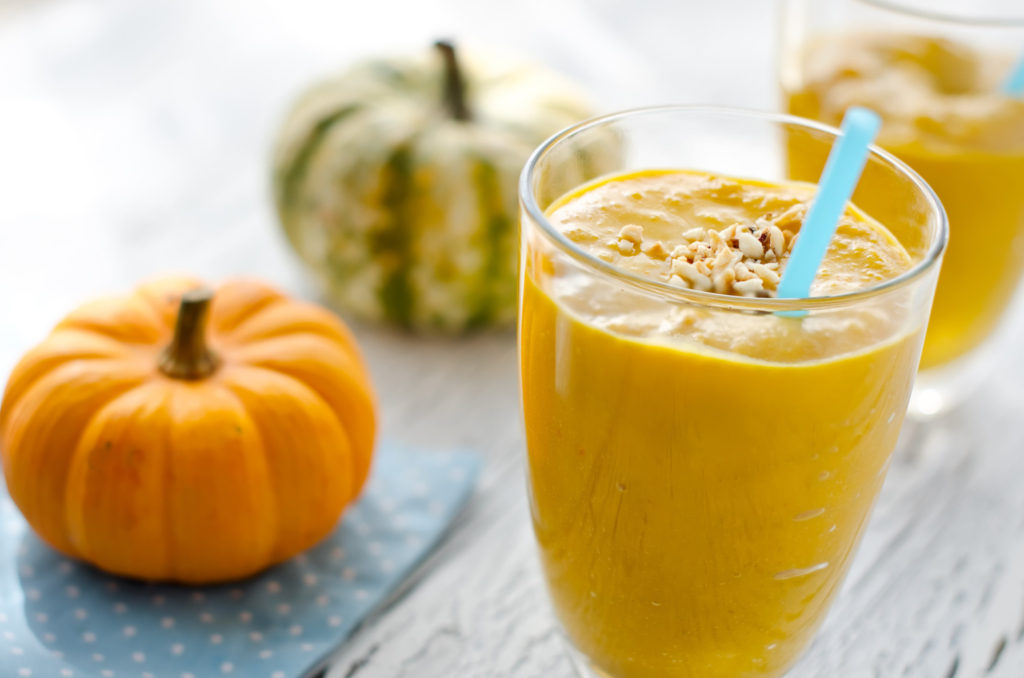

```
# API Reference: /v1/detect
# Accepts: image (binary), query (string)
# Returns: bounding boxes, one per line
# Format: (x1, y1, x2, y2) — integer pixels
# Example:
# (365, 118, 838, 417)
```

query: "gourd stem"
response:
(435, 40, 472, 122)
(158, 288, 220, 380)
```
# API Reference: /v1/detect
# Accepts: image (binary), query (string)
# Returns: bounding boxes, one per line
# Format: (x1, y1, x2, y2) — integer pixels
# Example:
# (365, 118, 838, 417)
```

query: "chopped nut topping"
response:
(712, 266, 736, 292)
(734, 262, 755, 282)
(774, 204, 806, 230)
(652, 208, 804, 296)
(616, 239, 638, 256)
(671, 260, 713, 291)
(669, 258, 691, 277)
(734, 278, 765, 296)
(711, 246, 735, 274)
(737, 231, 764, 259)
(749, 262, 780, 287)
(618, 224, 644, 244)
(707, 229, 727, 250)
(590, 198, 807, 297)
(642, 240, 669, 260)
(550, 170, 912, 314)
(768, 225, 785, 257)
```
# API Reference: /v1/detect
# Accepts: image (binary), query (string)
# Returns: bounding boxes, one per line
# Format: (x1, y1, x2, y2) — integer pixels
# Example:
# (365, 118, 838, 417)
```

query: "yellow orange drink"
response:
(518, 108, 947, 678)
(781, 0, 1024, 412)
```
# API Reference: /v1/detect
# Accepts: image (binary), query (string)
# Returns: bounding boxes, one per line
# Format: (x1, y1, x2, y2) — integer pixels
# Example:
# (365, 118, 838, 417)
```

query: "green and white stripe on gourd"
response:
(273, 41, 604, 332)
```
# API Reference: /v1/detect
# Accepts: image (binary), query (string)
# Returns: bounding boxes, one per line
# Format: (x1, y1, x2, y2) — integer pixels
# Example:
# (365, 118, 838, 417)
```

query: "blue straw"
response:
(777, 107, 882, 302)
(1004, 51, 1024, 97)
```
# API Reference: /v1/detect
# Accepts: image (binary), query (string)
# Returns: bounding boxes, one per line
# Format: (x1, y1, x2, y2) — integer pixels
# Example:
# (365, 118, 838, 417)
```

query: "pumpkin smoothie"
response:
(785, 34, 1024, 368)
(520, 169, 929, 677)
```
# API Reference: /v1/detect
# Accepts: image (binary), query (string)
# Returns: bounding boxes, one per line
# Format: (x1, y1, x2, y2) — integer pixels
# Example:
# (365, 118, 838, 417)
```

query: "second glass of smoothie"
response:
(518, 107, 947, 678)
(780, 0, 1024, 415)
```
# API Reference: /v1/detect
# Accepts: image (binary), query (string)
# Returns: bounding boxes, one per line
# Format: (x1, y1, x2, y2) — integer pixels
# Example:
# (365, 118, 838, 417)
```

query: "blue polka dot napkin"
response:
(0, 443, 480, 678)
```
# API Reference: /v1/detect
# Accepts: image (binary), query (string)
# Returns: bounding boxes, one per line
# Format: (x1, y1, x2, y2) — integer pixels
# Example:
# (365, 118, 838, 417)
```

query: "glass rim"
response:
(854, 0, 1024, 27)
(519, 105, 949, 313)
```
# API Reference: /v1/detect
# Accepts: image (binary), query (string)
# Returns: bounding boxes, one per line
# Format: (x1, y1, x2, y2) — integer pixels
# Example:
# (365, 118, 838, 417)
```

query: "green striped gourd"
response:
(272, 41, 598, 332)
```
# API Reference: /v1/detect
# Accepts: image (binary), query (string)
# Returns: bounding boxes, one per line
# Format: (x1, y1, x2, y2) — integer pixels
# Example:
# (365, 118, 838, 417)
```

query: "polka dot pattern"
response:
(0, 446, 480, 677)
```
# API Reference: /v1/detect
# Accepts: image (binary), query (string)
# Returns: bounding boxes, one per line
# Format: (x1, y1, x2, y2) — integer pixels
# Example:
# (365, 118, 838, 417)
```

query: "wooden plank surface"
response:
(1, 1, 1023, 677)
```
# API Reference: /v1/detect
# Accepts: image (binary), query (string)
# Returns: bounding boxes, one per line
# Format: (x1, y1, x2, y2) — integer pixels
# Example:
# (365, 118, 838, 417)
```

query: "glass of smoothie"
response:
(518, 106, 947, 678)
(780, 0, 1024, 416)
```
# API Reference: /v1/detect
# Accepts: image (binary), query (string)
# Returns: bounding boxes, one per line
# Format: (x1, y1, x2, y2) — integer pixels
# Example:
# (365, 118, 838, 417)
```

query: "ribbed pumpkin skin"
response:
(272, 46, 599, 332)
(0, 276, 376, 584)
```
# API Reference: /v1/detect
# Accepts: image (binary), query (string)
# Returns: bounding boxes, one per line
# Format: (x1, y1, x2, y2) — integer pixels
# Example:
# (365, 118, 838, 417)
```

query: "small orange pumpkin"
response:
(0, 276, 376, 584)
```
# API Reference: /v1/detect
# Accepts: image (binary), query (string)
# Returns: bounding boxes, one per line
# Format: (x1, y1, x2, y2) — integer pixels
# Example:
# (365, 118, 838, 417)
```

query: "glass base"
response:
(909, 278, 1024, 420)
(908, 343, 996, 420)
(564, 636, 613, 678)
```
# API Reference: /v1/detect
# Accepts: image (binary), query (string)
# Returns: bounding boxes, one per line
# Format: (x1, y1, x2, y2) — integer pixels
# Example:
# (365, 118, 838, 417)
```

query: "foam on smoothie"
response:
(790, 34, 1024, 152)
(543, 169, 915, 363)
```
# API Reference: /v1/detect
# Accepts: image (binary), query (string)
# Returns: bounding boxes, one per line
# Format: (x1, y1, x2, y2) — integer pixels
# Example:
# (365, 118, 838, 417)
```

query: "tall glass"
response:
(518, 107, 947, 678)
(780, 0, 1024, 416)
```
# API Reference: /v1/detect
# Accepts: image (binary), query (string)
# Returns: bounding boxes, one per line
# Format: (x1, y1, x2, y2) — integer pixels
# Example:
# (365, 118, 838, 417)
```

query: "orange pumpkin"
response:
(0, 276, 376, 584)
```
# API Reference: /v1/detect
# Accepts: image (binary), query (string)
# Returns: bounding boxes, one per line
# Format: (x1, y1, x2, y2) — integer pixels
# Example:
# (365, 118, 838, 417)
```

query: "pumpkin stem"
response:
(435, 40, 472, 122)
(158, 288, 220, 380)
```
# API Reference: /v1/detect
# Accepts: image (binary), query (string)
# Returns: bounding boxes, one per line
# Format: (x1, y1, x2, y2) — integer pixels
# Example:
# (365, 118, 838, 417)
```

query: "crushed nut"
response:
(669, 258, 692, 278)
(774, 203, 805, 230)
(691, 275, 713, 292)
(768, 225, 785, 258)
(749, 262, 780, 287)
(737, 231, 764, 259)
(592, 200, 804, 298)
(618, 224, 644, 244)
(734, 278, 765, 296)
(671, 260, 712, 291)
(734, 262, 754, 282)
(707, 229, 727, 250)
(656, 206, 803, 297)
(616, 239, 638, 256)
(712, 266, 736, 292)
(642, 240, 668, 259)
(711, 247, 735, 274)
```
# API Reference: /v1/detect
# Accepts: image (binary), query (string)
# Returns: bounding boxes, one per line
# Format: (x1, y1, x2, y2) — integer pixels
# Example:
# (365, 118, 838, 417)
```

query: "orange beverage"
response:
(781, 0, 1024, 413)
(518, 108, 947, 677)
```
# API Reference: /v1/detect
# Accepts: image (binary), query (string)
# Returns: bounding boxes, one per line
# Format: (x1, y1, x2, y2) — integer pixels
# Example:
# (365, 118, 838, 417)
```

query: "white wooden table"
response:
(2, 1, 1023, 676)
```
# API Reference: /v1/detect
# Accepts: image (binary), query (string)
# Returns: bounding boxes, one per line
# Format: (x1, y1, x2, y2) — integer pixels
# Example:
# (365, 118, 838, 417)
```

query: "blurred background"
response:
(0, 0, 779, 369)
